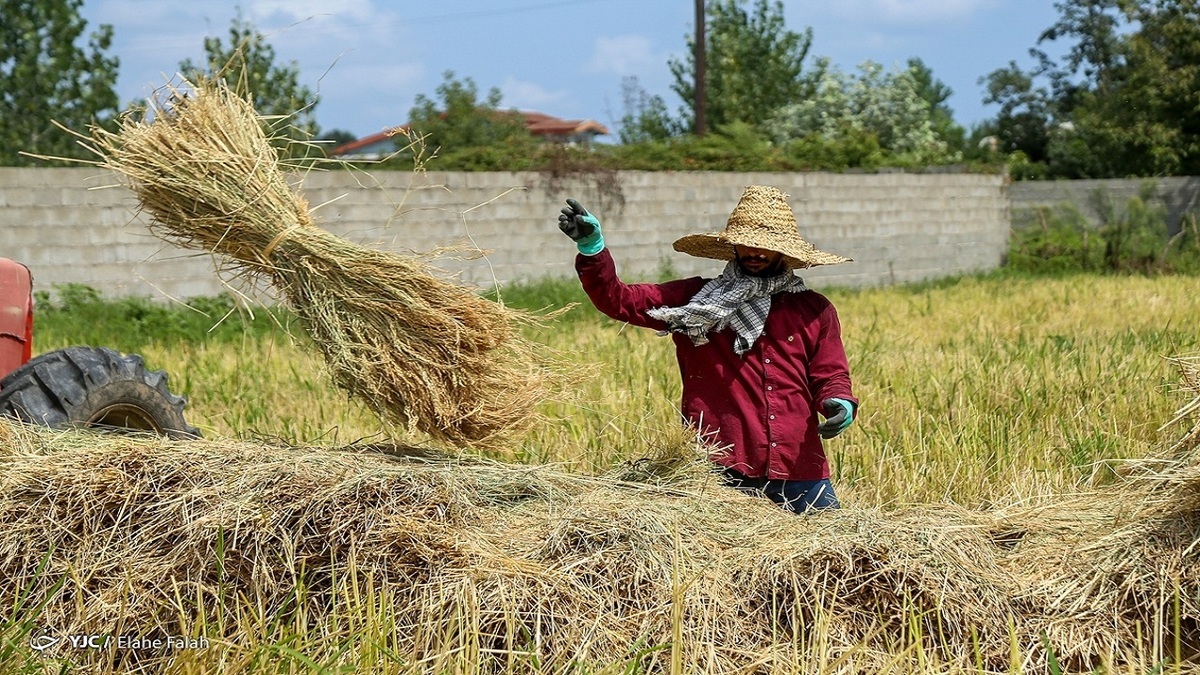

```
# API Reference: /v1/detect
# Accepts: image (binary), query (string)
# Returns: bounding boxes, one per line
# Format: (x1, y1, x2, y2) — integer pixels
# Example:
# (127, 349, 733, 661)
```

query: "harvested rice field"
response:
(4, 273, 1200, 674)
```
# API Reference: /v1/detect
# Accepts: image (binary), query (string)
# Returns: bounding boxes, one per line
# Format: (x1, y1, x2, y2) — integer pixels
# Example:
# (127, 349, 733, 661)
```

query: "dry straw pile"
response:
(81, 78, 562, 449)
(1, 361, 1198, 672)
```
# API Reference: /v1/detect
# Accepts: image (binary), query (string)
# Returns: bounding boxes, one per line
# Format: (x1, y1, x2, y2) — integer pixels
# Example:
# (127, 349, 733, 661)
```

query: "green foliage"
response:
(668, 0, 812, 131)
(980, 62, 1053, 164)
(907, 57, 962, 149)
(432, 138, 539, 172)
(1007, 187, 1200, 274)
(1007, 203, 1103, 273)
(608, 121, 791, 171)
(406, 71, 537, 164)
(32, 285, 289, 353)
(0, 0, 119, 166)
(763, 58, 961, 165)
(178, 13, 319, 155)
(1094, 186, 1182, 272)
(982, 0, 1200, 178)
(343, 47, 970, 173)
(1005, 150, 1049, 180)
(781, 122, 886, 170)
(339, 7, 971, 173)
(617, 76, 686, 144)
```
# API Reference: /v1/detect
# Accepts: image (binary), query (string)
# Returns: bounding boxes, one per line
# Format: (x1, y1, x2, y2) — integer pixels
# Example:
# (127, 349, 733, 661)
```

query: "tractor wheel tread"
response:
(0, 346, 200, 439)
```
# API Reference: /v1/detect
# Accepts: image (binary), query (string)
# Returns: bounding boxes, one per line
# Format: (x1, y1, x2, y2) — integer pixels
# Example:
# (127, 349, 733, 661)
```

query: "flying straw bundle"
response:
(83, 79, 562, 448)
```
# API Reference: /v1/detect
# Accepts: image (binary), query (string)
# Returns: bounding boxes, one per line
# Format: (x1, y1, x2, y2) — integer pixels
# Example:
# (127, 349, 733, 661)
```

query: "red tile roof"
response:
(332, 110, 608, 157)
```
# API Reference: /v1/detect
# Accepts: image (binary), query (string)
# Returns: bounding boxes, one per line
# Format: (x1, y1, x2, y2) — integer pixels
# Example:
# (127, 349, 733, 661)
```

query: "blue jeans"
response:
(721, 467, 841, 514)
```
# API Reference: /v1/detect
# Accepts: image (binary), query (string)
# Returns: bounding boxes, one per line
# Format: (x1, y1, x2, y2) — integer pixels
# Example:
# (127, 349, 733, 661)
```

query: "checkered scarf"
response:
(647, 261, 808, 355)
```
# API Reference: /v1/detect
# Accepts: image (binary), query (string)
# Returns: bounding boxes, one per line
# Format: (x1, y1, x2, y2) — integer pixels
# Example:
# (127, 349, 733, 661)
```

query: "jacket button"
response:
(764, 358, 771, 364)
(769, 414, 775, 420)
(788, 335, 794, 342)
(766, 386, 773, 391)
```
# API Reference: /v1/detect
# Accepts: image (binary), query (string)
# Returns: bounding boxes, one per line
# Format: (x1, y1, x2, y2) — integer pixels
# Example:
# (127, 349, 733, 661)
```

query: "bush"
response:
(349, 123, 989, 175)
(1007, 204, 1104, 273)
(1007, 186, 1200, 274)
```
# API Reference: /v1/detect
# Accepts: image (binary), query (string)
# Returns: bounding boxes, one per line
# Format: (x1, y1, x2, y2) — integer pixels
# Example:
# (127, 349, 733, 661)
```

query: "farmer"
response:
(556, 185, 858, 513)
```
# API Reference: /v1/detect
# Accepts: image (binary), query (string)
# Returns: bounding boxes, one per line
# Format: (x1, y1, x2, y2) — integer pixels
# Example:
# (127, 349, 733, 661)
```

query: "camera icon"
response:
(28, 627, 59, 653)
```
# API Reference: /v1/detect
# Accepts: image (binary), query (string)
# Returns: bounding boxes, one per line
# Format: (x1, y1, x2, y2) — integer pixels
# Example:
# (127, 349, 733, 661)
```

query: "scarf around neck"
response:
(646, 261, 808, 355)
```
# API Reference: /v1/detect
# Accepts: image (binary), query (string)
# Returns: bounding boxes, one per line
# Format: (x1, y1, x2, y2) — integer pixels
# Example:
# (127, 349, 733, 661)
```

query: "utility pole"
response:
(694, 0, 707, 136)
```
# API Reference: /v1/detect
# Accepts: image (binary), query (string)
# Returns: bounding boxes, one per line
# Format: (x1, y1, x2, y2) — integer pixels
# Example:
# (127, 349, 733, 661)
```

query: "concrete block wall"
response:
(0, 167, 1010, 300)
(1009, 176, 1200, 234)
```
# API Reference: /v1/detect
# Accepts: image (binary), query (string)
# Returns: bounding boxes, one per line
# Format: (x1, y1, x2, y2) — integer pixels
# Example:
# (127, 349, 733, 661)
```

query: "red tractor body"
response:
(0, 257, 34, 379)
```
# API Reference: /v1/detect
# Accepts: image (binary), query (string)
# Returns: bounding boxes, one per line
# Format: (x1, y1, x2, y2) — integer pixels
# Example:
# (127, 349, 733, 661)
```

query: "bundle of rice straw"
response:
(82, 78, 563, 448)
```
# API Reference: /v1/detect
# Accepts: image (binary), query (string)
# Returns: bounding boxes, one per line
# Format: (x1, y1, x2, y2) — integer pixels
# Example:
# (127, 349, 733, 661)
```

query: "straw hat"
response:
(672, 185, 851, 269)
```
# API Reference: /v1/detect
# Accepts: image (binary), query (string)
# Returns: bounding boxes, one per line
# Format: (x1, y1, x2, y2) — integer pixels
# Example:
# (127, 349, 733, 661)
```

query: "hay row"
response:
(2, 411, 1198, 672)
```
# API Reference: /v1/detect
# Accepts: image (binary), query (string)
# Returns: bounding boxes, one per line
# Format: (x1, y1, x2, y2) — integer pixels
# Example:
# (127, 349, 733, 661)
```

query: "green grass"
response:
(33, 284, 288, 353)
(27, 271, 1200, 508)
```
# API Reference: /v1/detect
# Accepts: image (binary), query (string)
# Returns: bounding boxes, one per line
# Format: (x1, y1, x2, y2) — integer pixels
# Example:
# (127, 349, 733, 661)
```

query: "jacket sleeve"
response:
(807, 303, 859, 410)
(575, 249, 701, 330)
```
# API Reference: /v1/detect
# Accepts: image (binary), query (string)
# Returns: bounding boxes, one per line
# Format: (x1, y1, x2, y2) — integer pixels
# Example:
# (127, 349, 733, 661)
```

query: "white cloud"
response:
(498, 77, 573, 114)
(787, 0, 1000, 25)
(830, 0, 1001, 24)
(586, 35, 657, 76)
(247, 0, 375, 24)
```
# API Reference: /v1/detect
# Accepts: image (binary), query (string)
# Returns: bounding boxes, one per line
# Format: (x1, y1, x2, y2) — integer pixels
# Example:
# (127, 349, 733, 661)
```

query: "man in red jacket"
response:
(557, 185, 858, 513)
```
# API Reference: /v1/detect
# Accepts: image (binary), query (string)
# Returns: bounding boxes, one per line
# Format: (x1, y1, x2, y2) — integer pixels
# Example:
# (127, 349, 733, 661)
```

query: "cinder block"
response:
(1, 167, 1012, 297)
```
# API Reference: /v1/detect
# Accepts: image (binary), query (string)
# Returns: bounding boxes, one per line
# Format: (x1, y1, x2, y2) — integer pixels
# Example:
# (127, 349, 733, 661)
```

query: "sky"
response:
(79, 0, 1067, 142)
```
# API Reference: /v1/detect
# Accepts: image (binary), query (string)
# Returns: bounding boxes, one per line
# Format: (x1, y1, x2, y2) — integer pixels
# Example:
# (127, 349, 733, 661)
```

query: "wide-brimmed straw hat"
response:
(672, 185, 851, 269)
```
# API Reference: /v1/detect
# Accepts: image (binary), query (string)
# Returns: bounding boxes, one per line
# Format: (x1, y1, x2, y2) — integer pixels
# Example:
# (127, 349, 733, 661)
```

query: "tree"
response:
(668, 0, 812, 130)
(179, 14, 319, 150)
(617, 76, 684, 144)
(1034, 0, 1124, 109)
(906, 57, 964, 151)
(981, 0, 1200, 177)
(315, 128, 357, 157)
(0, 0, 120, 165)
(407, 71, 534, 166)
(764, 59, 960, 165)
(317, 128, 357, 146)
(980, 62, 1053, 163)
(1063, 0, 1200, 176)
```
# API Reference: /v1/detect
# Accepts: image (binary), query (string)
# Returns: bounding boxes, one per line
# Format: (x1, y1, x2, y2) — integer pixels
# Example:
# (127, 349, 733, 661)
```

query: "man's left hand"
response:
(818, 398, 855, 439)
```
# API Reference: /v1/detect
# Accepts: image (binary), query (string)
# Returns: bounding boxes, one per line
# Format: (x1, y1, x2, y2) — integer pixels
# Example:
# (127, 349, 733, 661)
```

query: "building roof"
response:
(331, 110, 609, 158)
(519, 111, 609, 137)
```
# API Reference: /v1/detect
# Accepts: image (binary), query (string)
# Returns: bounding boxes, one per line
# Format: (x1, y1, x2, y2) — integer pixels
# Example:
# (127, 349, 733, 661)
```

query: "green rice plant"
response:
(23, 271, 1200, 507)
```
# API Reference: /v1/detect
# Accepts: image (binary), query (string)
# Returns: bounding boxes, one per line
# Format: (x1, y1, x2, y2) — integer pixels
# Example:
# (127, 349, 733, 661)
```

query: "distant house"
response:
(331, 110, 609, 160)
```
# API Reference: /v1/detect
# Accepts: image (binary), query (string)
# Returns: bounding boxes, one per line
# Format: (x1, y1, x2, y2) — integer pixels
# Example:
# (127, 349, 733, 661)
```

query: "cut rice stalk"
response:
(83, 78, 565, 448)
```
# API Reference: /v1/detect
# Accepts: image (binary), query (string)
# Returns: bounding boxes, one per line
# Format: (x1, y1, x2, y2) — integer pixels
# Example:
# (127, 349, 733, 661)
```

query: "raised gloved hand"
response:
(558, 198, 605, 255)
(817, 398, 855, 439)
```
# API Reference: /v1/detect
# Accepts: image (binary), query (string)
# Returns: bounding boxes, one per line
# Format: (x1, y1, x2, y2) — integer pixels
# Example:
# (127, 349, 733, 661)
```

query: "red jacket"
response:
(576, 250, 857, 480)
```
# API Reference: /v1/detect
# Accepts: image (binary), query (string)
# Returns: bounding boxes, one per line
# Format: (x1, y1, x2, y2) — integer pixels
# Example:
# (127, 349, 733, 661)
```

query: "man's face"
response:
(735, 245, 787, 278)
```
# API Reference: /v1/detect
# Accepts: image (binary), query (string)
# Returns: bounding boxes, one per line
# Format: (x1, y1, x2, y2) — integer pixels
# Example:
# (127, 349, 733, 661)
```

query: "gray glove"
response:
(557, 198, 605, 255)
(818, 398, 855, 439)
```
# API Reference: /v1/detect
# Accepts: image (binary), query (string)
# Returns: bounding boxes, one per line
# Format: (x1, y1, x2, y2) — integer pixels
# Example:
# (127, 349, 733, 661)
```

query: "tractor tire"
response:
(0, 346, 200, 439)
